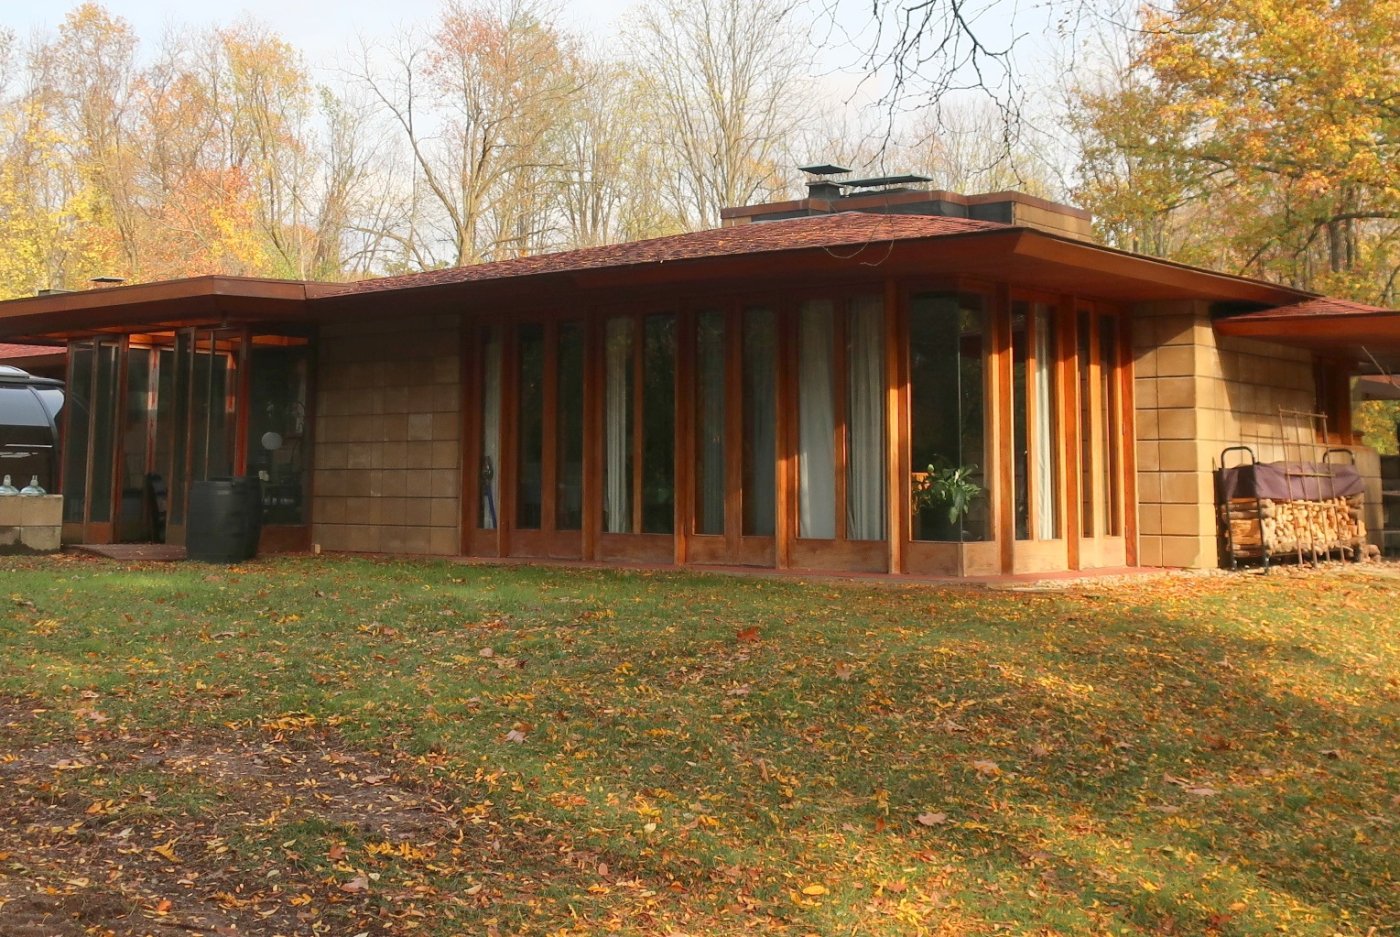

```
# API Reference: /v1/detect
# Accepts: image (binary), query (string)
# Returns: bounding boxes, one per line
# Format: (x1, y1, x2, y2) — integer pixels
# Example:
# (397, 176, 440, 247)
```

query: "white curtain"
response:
(798, 302, 836, 538)
(1033, 306, 1059, 540)
(480, 329, 502, 529)
(604, 318, 632, 533)
(847, 297, 886, 540)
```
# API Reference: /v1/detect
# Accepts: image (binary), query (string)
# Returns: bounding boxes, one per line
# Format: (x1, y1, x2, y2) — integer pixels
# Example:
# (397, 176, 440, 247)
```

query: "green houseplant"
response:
(911, 462, 984, 535)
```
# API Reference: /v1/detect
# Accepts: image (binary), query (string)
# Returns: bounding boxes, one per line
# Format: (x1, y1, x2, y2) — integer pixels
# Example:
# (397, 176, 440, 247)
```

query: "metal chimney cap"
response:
(798, 164, 852, 176)
(90, 276, 125, 284)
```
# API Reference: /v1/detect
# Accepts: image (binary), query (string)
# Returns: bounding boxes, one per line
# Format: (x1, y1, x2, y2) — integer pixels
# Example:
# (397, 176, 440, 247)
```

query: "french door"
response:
(684, 305, 779, 567)
(499, 318, 585, 559)
(788, 294, 888, 572)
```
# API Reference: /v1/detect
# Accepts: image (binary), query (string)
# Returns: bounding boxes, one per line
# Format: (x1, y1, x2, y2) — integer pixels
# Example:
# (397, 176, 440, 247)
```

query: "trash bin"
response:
(187, 477, 262, 563)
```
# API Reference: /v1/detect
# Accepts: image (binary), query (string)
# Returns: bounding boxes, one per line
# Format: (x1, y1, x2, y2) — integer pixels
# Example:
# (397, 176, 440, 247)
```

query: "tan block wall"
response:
(312, 315, 462, 556)
(1132, 300, 1325, 568)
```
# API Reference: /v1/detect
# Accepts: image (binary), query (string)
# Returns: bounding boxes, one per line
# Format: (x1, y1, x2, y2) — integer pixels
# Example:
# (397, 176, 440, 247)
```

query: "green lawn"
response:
(1, 554, 1397, 936)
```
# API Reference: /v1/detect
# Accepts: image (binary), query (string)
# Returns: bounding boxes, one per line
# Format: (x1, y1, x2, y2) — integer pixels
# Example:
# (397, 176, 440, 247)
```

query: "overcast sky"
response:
(3, 0, 1059, 110)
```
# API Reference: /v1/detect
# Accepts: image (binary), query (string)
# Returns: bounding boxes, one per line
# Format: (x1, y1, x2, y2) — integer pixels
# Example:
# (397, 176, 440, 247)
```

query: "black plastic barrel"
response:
(187, 477, 262, 563)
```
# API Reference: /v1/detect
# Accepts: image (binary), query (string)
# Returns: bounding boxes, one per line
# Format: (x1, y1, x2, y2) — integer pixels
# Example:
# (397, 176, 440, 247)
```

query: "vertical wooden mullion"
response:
(631, 315, 645, 534)
(884, 277, 905, 574)
(833, 299, 849, 543)
(541, 319, 559, 536)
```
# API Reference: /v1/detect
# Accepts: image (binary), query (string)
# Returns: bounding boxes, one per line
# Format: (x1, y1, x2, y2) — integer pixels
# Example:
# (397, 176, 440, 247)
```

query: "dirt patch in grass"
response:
(0, 700, 468, 936)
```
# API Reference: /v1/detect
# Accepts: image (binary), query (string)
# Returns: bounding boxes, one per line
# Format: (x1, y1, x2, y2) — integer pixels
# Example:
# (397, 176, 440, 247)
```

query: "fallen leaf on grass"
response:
(917, 812, 948, 826)
(328, 844, 347, 861)
(504, 729, 527, 744)
(736, 626, 761, 643)
(341, 872, 370, 893)
(801, 884, 828, 896)
(972, 759, 1001, 777)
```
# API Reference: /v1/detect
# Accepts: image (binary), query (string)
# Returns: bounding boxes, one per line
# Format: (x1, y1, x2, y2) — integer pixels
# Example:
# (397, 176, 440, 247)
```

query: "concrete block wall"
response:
(312, 315, 462, 556)
(1133, 300, 1319, 568)
(0, 494, 63, 553)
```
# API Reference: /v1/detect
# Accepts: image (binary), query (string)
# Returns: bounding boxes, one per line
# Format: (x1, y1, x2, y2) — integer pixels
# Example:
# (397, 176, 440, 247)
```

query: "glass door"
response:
(504, 318, 585, 559)
(598, 312, 677, 563)
(685, 305, 779, 567)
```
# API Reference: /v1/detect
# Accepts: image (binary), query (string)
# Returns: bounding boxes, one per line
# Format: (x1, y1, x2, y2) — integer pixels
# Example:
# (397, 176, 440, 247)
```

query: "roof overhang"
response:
(0, 222, 1319, 342)
(0, 276, 313, 341)
(1214, 306, 1400, 372)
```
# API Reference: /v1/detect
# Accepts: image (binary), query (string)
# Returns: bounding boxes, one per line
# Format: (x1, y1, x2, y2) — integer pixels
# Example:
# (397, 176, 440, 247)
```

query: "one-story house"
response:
(0, 179, 1395, 575)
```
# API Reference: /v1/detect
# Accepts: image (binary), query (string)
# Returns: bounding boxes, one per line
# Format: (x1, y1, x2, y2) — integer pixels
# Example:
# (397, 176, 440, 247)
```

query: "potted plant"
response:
(911, 462, 984, 540)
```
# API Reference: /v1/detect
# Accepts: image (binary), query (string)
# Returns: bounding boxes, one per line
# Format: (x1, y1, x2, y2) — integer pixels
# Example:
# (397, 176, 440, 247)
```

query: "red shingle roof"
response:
(325, 213, 1008, 296)
(1226, 297, 1395, 321)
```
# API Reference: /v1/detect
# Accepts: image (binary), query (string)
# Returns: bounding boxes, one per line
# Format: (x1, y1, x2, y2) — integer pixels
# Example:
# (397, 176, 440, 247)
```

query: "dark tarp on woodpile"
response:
(1218, 461, 1365, 502)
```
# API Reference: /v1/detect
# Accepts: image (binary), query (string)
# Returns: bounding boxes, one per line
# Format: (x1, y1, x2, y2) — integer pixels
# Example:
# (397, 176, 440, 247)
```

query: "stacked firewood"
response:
(1222, 494, 1367, 556)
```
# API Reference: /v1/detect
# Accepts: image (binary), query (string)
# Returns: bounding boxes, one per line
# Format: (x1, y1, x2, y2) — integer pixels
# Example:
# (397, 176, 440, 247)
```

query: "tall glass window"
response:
(477, 326, 503, 529)
(62, 342, 94, 525)
(1011, 301, 1060, 540)
(846, 296, 886, 540)
(555, 322, 585, 531)
(742, 307, 777, 537)
(641, 315, 676, 533)
(87, 341, 121, 524)
(247, 339, 311, 526)
(797, 300, 837, 539)
(694, 311, 725, 535)
(516, 324, 545, 529)
(1077, 309, 1094, 536)
(909, 293, 988, 541)
(603, 317, 634, 534)
(1099, 314, 1121, 536)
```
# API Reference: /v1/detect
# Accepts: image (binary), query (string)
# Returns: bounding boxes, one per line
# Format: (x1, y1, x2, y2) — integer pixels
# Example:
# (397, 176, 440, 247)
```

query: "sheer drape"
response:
(846, 297, 886, 540)
(479, 329, 501, 529)
(797, 302, 836, 538)
(1032, 307, 1058, 539)
(604, 318, 632, 533)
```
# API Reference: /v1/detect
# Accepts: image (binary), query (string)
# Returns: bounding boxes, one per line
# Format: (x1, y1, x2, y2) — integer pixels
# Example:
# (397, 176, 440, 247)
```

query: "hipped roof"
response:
(0, 212, 1383, 348)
